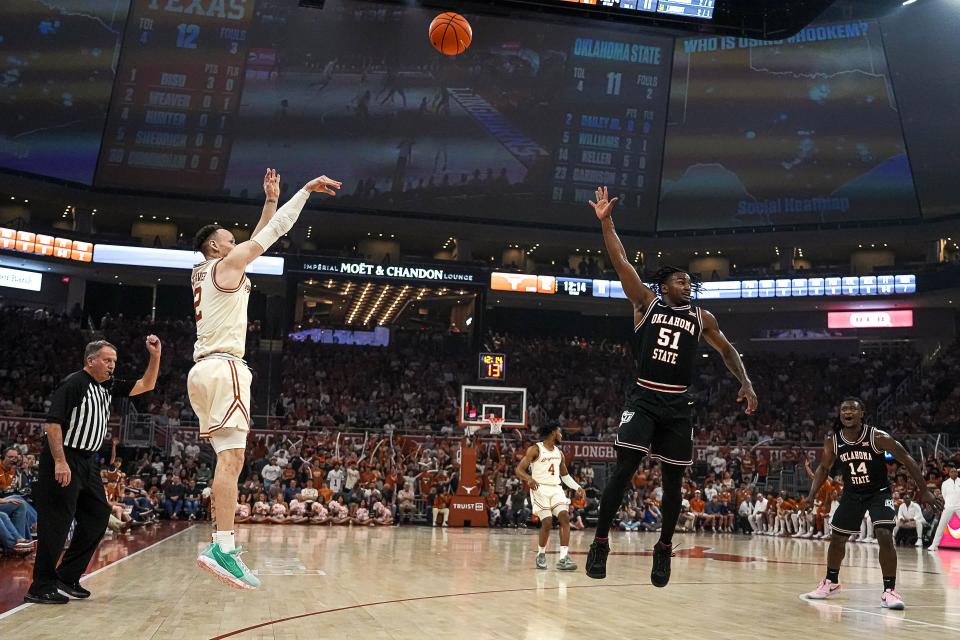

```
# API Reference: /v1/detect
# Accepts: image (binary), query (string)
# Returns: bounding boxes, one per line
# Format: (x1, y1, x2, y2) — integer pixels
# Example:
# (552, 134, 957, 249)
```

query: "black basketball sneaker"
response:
(585, 539, 610, 579)
(651, 541, 674, 588)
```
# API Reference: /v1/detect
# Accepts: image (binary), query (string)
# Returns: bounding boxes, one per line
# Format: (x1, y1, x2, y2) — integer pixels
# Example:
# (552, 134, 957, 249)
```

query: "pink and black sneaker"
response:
(804, 579, 842, 600)
(881, 589, 905, 610)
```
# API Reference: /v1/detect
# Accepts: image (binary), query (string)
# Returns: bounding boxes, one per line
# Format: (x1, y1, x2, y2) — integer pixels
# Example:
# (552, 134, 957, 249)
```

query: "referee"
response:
(25, 336, 161, 604)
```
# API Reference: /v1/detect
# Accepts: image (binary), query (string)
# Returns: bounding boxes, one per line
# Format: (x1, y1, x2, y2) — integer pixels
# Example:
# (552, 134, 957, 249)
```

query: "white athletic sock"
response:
(214, 530, 236, 552)
(560, 546, 569, 559)
(538, 546, 546, 554)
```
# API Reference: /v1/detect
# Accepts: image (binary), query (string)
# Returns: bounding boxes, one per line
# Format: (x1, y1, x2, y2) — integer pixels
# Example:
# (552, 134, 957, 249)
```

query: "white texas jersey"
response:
(191, 258, 251, 361)
(530, 442, 563, 487)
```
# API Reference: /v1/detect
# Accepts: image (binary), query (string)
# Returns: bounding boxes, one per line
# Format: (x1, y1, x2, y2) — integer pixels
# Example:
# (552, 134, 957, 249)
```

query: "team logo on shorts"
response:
(885, 499, 895, 509)
(620, 411, 635, 426)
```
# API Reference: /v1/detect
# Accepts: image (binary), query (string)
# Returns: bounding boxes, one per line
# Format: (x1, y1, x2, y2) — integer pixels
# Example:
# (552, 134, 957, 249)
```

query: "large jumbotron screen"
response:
(2, 1, 955, 229)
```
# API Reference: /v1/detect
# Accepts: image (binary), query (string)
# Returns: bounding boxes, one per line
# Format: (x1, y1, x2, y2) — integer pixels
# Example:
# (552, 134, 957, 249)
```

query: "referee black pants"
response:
(29, 447, 111, 594)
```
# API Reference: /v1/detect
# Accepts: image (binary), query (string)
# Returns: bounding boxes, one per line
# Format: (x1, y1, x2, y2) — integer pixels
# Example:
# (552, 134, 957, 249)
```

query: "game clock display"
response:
(478, 353, 507, 381)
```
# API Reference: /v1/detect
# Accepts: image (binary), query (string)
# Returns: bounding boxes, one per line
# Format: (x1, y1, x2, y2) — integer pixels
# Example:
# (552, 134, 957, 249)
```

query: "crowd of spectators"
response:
(0, 305, 257, 424)
(273, 330, 943, 444)
(3, 420, 958, 560)
(885, 340, 960, 435)
(2, 304, 953, 445)
(1, 302, 958, 561)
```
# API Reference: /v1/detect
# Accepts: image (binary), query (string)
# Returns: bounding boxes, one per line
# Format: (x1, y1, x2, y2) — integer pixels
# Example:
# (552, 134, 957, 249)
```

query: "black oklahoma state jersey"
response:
(834, 425, 891, 494)
(634, 299, 703, 392)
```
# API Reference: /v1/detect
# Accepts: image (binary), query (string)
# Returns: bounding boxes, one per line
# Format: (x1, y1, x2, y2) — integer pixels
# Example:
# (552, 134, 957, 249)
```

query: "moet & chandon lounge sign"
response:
(293, 259, 482, 284)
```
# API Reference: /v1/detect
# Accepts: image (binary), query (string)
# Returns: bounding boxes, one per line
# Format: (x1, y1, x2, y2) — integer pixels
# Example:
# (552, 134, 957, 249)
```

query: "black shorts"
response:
(829, 488, 896, 535)
(614, 384, 694, 466)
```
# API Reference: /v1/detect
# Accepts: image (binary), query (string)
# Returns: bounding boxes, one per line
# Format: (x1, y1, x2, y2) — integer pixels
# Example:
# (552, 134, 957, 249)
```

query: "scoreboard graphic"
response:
(95, 0, 257, 193)
(551, 36, 671, 221)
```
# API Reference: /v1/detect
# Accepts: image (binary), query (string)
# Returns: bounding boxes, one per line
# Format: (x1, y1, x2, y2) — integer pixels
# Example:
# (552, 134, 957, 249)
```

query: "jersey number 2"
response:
(193, 286, 202, 321)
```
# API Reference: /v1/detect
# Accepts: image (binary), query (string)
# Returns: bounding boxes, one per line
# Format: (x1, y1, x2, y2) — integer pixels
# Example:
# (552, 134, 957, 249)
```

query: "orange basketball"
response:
(429, 12, 472, 56)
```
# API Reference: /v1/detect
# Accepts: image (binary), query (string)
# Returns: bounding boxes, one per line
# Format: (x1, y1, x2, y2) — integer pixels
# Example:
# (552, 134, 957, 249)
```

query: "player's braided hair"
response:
(194, 224, 225, 254)
(648, 266, 702, 297)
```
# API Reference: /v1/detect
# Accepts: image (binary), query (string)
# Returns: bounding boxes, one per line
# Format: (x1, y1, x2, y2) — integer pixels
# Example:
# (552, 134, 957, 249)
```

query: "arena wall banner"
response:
(0, 416, 47, 438)
(562, 441, 820, 463)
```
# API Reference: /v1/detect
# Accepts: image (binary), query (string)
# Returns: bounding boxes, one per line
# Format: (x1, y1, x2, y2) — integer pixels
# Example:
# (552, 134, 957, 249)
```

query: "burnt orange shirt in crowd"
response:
(418, 472, 435, 495)
(482, 472, 494, 493)
(781, 499, 797, 512)
(572, 493, 587, 509)
(0, 466, 15, 491)
(816, 480, 834, 514)
(383, 472, 399, 491)
(319, 487, 334, 503)
(735, 488, 751, 506)
(485, 493, 499, 509)
(632, 470, 647, 489)
(690, 498, 706, 513)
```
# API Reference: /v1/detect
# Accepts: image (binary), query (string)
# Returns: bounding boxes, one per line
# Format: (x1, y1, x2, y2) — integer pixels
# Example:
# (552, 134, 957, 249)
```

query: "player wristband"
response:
(561, 474, 581, 491)
(251, 189, 310, 250)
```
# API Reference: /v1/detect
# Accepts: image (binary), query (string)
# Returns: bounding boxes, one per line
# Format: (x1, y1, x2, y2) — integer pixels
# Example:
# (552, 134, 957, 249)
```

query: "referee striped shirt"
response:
(46, 371, 135, 453)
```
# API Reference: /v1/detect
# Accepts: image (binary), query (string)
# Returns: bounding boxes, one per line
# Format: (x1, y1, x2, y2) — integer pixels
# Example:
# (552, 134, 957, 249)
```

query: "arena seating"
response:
(1, 303, 957, 555)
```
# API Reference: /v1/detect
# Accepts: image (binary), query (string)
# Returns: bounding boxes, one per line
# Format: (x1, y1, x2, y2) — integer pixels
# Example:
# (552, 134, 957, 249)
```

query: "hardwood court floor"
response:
(2, 524, 959, 640)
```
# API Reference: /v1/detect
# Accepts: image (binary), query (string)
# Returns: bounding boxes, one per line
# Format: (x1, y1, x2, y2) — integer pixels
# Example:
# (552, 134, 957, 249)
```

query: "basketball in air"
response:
(429, 12, 472, 56)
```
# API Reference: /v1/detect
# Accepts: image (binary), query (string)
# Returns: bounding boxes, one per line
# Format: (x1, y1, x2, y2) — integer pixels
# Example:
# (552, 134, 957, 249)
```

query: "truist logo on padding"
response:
(620, 411, 635, 426)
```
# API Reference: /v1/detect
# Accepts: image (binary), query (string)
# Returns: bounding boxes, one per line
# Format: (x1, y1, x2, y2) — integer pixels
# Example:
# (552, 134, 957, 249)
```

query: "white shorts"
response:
(187, 358, 251, 452)
(209, 427, 249, 454)
(531, 484, 569, 520)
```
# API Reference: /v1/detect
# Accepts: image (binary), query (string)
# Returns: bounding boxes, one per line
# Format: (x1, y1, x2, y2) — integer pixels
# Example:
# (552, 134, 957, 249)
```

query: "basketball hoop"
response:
(488, 416, 504, 436)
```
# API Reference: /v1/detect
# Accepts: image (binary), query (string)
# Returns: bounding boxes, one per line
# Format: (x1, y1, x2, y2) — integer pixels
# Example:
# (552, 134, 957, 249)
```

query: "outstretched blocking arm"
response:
(515, 445, 540, 490)
(875, 431, 944, 510)
(251, 168, 280, 238)
(218, 175, 342, 285)
(589, 186, 655, 310)
(805, 434, 836, 505)
(701, 309, 757, 414)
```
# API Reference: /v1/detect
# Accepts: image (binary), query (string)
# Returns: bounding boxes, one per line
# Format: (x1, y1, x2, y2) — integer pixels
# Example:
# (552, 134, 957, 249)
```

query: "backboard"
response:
(459, 385, 527, 429)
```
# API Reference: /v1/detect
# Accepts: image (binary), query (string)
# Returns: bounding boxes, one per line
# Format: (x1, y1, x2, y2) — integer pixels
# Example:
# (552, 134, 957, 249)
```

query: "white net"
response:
(488, 417, 504, 435)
